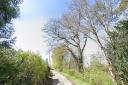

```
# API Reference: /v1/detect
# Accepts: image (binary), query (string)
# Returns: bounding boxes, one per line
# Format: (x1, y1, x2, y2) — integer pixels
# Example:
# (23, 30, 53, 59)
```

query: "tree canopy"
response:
(0, 0, 22, 47)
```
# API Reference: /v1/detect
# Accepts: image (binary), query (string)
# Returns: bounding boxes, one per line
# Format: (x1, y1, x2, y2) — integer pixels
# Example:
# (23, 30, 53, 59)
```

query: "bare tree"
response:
(44, 11, 89, 72)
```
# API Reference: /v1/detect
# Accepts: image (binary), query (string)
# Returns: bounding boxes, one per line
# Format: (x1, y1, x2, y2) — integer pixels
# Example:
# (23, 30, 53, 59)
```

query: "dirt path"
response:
(52, 70, 73, 85)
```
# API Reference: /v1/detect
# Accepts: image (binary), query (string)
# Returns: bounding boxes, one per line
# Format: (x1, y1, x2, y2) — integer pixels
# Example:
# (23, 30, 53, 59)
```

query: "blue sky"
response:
(20, 0, 69, 20)
(13, 0, 99, 59)
(13, 0, 69, 59)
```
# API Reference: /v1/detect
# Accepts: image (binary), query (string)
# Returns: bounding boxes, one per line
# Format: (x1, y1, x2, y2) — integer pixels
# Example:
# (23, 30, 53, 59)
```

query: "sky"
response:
(13, 0, 99, 60)
(13, 0, 69, 59)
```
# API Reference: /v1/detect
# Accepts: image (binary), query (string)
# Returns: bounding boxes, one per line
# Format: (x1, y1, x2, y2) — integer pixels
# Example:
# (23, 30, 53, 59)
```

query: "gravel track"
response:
(52, 70, 73, 85)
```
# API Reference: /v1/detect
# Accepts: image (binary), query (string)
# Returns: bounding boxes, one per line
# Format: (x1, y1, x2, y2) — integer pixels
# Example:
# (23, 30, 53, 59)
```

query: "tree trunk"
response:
(93, 28, 116, 83)
(66, 45, 84, 72)
(77, 47, 84, 72)
(77, 58, 83, 72)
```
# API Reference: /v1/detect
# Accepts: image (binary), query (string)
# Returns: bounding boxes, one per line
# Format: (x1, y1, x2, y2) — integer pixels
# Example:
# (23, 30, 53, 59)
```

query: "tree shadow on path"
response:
(45, 77, 59, 85)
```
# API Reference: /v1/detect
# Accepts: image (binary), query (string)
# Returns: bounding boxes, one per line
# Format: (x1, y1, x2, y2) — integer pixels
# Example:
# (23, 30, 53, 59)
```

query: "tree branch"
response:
(65, 45, 78, 61)
(81, 37, 87, 53)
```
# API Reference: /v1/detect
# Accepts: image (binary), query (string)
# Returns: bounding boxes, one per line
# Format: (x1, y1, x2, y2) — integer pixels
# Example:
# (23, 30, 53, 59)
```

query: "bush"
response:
(0, 47, 18, 84)
(13, 51, 50, 85)
(0, 48, 50, 85)
(83, 59, 113, 85)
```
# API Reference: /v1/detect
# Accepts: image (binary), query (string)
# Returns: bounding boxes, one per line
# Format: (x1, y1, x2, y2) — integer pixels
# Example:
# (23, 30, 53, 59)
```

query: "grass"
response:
(59, 68, 114, 85)
(61, 71, 90, 85)
(55, 60, 115, 85)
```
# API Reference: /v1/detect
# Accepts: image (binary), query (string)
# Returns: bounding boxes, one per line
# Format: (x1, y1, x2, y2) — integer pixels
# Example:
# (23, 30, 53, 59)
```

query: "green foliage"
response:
(13, 51, 49, 85)
(62, 59, 113, 85)
(0, 0, 22, 47)
(107, 20, 128, 85)
(83, 59, 113, 85)
(0, 47, 18, 84)
(52, 44, 65, 71)
(0, 48, 50, 85)
(0, 0, 22, 28)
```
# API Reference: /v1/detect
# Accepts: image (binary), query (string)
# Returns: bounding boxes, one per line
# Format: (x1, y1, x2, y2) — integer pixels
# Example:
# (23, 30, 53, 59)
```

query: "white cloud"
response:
(13, 17, 48, 59)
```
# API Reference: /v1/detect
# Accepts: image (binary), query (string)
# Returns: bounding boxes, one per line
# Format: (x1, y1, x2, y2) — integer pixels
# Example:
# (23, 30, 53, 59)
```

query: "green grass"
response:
(61, 71, 90, 85)
(59, 67, 114, 85)
(55, 59, 115, 85)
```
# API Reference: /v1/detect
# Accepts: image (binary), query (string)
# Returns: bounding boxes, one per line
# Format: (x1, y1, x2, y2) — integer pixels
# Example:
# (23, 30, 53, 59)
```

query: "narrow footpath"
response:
(52, 70, 73, 85)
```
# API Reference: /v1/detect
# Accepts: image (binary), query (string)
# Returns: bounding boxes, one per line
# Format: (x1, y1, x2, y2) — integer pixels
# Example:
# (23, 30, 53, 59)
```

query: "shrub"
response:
(13, 51, 50, 85)
(0, 48, 50, 85)
(0, 47, 18, 84)
(83, 59, 113, 85)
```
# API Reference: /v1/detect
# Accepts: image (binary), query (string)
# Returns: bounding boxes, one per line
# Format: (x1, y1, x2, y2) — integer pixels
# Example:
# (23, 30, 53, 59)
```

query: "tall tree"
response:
(0, 0, 22, 47)
(107, 20, 128, 85)
(44, 11, 89, 72)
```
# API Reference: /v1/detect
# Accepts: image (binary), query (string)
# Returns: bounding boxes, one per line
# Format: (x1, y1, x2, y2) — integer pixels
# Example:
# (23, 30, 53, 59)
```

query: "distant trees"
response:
(52, 44, 66, 71)
(0, 0, 22, 47)
(107, 20, 128, 85)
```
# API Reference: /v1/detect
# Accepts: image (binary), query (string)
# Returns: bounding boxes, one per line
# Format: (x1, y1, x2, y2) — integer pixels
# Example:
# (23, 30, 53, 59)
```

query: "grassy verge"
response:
(60, 71, 90, 85)
(59, 68, 114, 85)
